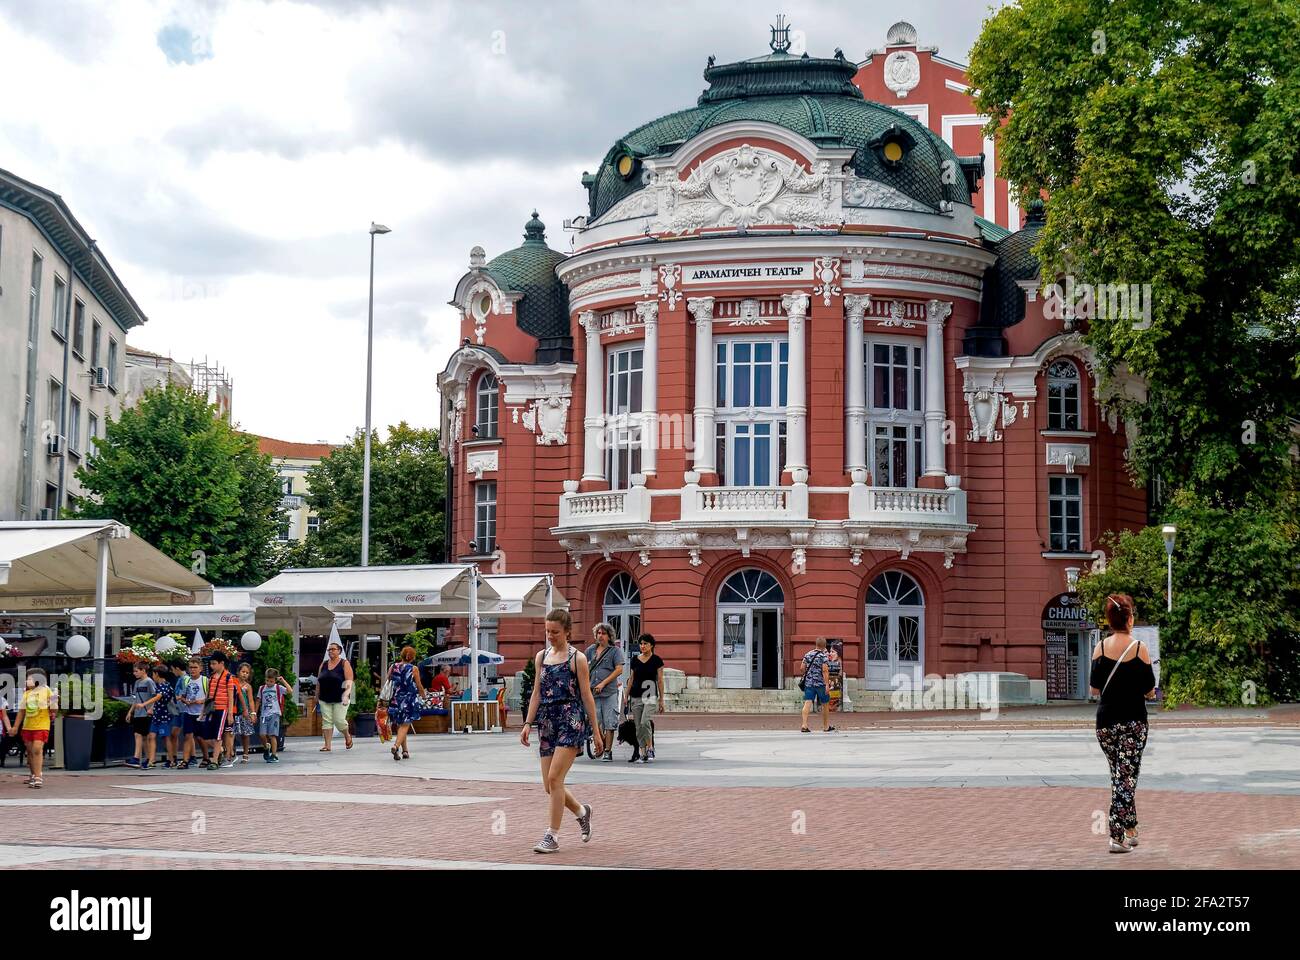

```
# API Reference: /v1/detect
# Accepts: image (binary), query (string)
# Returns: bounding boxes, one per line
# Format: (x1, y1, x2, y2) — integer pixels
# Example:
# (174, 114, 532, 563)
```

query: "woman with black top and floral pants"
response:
(1090, 593, 1157, 853)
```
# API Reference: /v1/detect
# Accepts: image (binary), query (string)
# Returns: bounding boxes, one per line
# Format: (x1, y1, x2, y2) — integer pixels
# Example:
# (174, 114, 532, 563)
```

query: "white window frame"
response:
(866, 335, 925, 488)
(68, 395, 81, 455)
(108, 337, 119, 390)
(28, 253, 43, 347)
(605, 343, 644, 490)
(307, 515, 321, 536)
(474, 481, 497, 555)
(52, 275, 67, 339)
(72, 299, 86, 356)
(1047, 359, 1082, 431)
(1048, 475, 1084, 552)
(714, 336, 788, 486)
(475, 372, 499, 439)
(91, 319, 102, 368)
(87, 411, 98, 456)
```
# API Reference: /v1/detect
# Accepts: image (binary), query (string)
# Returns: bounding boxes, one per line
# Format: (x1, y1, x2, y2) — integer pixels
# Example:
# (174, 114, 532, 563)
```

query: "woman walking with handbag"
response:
(385, 645, 426, 761)
(316, 639, 354, 752)
(520, 609, 603, 853)
(1090, 593, 1157, 853)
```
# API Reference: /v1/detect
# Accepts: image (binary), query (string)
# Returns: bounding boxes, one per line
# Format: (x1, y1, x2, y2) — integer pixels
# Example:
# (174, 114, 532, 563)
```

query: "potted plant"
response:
(92, 697, 133, 766)
(348, 666, 378, 738)
(198, 637, 240, 661)
(59, 674, 100, 771)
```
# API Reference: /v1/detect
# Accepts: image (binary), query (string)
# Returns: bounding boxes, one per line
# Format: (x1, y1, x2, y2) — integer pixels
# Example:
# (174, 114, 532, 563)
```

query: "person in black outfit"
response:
(1089, 593, 1156, 853)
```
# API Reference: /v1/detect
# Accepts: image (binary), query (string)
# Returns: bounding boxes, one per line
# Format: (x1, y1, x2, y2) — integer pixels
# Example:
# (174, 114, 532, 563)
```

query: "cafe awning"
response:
(0, 520, 212, 611)
(70, 587, 417, 635)
(248, 564, 499, 615)
(478, 574, 567, 617)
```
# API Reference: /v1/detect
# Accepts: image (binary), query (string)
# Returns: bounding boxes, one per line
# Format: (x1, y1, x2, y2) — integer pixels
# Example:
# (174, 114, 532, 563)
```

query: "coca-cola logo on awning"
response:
(405, 594, 427, 603)
(262, 595, 285, 605)
(219, 614, 242, 623)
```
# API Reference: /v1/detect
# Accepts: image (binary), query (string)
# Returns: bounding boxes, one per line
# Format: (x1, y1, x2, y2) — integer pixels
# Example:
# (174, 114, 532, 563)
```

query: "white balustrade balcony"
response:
(848, 473, 968, 528)
(679, 471, 809, 524)
(556, 476, 652, 530)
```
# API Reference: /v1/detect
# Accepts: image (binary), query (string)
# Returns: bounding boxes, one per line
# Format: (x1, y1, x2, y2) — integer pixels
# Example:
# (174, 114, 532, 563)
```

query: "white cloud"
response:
(0, 0, 995, 441)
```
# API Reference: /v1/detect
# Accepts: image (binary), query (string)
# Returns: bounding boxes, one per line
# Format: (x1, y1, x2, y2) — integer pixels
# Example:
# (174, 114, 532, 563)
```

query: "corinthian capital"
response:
(686, 297, 715, 324)
(781, 292, 810, 319)
(844, 294, 871, 327)
(926, 299, 953, 326)
(635, 300, 659, 326)
(578, 310, 599, 335)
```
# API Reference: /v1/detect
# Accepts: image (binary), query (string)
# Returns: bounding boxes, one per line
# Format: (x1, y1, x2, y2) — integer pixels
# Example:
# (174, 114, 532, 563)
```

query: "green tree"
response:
(75, 384, 282, 585)
(251, 628, 300, 728)
(969, 0, 1300, 504)
(1079, 487, 1300, 706)
(302, 422, 446, 567)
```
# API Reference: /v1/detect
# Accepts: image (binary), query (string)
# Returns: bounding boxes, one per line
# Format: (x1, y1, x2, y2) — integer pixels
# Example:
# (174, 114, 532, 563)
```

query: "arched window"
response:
(1046, 359, 1081, 430)
(865, 571, 924, 690)
(718, 569, 785, 604)
(602, 572, 642, 663)
(475, 372, 499, 439)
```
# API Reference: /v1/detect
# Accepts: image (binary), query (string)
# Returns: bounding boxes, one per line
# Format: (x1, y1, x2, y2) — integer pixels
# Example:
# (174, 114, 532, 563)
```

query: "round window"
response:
(473, 293, 493, 320)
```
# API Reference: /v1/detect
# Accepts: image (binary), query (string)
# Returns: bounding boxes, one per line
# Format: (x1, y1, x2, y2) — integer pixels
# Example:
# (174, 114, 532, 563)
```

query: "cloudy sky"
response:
(0, 0, 998, 443)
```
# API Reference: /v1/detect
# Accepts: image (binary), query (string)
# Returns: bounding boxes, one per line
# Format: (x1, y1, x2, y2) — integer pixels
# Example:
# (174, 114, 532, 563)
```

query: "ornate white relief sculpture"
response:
(964, 371, 1016, 442)
(522, 395, 570, 445)
(658, 144, 832, 234)
(466, 449, 498, 479)
(884, 50, 921, 98)
(468, 245, 486, 270)
(639, 266, 655, 297)
(658, 264, 682, 309)
(880, 299, 914, 328)
(842, 178, 934, 212)
(812, 257, 841, 307)
(603, 309, 634, 337)
(729, 298, 770, 326)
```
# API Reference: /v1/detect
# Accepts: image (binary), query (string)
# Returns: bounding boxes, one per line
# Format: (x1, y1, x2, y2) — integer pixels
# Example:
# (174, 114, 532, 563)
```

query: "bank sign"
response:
(682, 262, 813, 284)
(1041, 592, 1096, 631)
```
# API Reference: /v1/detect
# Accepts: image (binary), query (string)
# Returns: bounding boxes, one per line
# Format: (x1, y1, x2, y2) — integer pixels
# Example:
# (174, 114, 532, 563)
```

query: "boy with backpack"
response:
(257, 668, 293, 763)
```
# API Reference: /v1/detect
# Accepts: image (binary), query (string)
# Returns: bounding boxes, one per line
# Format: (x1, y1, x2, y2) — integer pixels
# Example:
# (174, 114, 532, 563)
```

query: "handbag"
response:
(379, 666, 395, 703)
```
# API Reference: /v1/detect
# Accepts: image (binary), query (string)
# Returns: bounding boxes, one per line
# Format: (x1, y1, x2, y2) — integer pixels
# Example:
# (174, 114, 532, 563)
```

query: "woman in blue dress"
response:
(387, 645, 426, 761)
(519, 609, 603, 854)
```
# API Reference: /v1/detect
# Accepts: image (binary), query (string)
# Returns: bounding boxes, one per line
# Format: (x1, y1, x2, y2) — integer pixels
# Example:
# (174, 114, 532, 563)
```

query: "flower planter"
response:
(92, 722, 136, 765)
(352, 713, 377, 738)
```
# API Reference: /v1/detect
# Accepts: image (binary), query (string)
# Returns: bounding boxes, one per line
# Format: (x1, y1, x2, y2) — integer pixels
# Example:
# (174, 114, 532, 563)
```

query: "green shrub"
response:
(252, 629, 299, 728)
(348, 666, 376, 720)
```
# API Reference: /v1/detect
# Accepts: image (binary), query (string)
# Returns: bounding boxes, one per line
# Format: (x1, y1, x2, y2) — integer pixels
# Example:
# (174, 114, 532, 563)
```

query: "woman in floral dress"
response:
(387, 645, 426, 761)
(519, 609, 603, 854)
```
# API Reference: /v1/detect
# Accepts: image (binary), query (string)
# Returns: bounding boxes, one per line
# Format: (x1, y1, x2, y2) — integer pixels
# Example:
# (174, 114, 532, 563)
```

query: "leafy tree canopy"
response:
(75, 384, 282, 586)
(970, 0, 1300, 504)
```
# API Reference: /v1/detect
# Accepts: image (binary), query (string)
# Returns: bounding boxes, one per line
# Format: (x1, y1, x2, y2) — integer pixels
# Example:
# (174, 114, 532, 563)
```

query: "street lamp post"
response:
(1162, 524, 1177, 612)
(361, 222, 391, 567)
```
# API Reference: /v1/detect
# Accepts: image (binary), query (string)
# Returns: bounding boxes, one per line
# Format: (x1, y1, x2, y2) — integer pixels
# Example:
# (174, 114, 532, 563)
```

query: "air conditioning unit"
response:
(37, 508, 56, 521)
(91, 367, 108, 389)
(46, 435, 64, 456)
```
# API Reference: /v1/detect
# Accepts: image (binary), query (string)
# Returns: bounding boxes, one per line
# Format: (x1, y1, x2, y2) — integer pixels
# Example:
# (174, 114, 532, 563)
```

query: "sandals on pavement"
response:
(391, 746, 401, 761)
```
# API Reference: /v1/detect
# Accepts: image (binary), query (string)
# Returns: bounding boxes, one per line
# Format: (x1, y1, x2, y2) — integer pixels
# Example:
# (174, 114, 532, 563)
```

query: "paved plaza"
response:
(3, 709, 1298, 869)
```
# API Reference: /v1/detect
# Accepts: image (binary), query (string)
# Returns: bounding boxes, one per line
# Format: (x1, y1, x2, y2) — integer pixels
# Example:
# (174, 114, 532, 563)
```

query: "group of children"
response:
(128, 650, 293, 770)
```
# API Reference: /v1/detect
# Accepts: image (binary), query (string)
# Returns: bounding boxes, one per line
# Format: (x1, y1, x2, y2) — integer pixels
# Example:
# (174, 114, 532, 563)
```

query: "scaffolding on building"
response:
(186, 357, 234, 421)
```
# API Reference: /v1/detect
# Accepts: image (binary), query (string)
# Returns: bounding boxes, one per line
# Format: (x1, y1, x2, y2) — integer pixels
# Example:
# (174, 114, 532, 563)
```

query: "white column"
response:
(844, 294, 870, 474)
(93, 531, 109, 660)
(636, 300, 659, 476)
(579, 311, 604, 482)
(924, 299, 953, 479)
(782, 292, 810, 475)
(687, 297, 716, 475)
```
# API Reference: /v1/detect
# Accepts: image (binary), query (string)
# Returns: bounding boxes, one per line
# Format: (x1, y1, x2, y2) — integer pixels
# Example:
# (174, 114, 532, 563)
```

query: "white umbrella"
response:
(424, 646, 504, 667)
(190, 629, 205, 654)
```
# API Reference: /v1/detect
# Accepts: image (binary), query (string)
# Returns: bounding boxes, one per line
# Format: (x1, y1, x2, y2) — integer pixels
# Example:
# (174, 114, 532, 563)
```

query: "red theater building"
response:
(438, 22, 1147, 706)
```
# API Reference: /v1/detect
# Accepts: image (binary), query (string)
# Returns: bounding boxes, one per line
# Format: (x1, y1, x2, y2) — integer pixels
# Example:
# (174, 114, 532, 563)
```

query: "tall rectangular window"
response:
(475, 481, 497, 554)
(28, 254, 43, 346)
(91, 320, 102, 368)
(52, 276, 67, 338)
(714, 337, 788, 486)
(1048, 475, 1083, 551)
(48, 379, 61, 434)
(68, 396, 81, 455)
(87, 412, 98, 456)
(475, 373, 499, 439)
(72, 300, 86, 355)
(866, 339, 924, 487)
(605, 345, 643, 490)
(1046, 360, 1082, 430)
(108, 338, 119, 389)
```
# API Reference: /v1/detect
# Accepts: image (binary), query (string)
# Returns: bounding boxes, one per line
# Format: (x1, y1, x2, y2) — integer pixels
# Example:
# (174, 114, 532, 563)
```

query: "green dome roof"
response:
(484, 211, 569, 343)
(585, 45, 973, 221)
